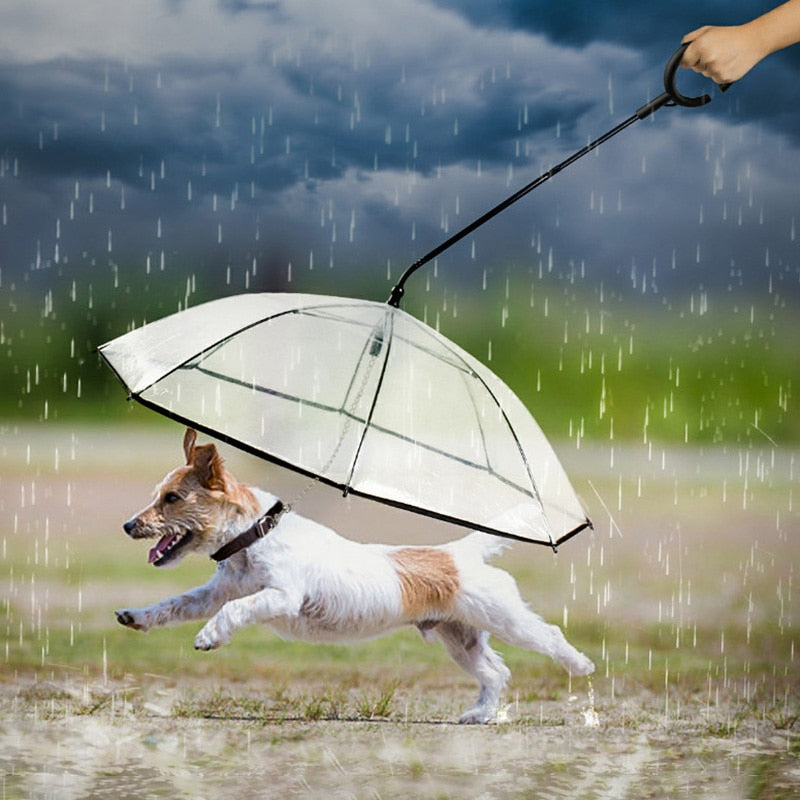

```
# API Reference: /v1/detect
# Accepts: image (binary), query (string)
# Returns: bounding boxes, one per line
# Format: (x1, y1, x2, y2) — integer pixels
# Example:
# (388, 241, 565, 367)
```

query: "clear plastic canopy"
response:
(99, 293, 591, 547)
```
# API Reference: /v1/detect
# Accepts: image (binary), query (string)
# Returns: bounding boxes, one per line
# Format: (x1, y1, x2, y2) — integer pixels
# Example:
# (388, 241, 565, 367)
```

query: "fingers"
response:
(680, 27, 712, 70)
(678, 24, 758, 83)
(679, 28, 727, 81)
(682, 26, 712, 46)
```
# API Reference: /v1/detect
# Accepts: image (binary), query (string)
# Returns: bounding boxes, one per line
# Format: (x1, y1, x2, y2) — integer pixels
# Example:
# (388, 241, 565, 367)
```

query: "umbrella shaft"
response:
(388, 110, 642, 307)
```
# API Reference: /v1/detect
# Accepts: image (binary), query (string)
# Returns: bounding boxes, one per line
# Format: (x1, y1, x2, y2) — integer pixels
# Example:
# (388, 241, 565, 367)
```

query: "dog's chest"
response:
(217, 524, 409, 643)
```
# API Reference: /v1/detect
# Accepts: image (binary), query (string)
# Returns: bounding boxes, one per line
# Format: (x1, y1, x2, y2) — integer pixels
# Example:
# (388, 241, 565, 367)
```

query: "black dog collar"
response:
(210, 500, 286, 562)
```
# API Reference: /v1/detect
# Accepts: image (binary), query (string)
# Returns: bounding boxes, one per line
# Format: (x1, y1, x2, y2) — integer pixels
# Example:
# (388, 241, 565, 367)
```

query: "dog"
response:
(116, 428, 594, 723)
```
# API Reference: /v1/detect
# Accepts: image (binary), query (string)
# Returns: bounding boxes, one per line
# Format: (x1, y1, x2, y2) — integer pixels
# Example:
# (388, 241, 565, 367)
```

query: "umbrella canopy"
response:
(99, 293, 591, 548)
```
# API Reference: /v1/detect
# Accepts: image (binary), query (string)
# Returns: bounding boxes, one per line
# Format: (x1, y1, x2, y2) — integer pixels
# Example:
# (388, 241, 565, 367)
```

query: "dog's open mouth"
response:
(148, 530, 193, 566)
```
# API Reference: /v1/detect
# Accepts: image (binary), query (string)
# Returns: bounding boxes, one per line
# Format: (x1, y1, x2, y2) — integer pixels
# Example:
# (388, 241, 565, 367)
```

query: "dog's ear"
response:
(192, 443, 227, 491)
(183, 428, 198, 464)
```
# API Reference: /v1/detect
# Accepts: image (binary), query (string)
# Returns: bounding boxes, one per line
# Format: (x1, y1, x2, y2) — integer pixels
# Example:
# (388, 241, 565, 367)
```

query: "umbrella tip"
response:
(387, 284, 404, 307)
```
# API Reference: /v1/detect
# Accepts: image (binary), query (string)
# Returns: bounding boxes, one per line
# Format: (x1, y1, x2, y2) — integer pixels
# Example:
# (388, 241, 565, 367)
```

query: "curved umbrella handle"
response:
(635, 43, 733, 119)
(663, 43, 733, 107)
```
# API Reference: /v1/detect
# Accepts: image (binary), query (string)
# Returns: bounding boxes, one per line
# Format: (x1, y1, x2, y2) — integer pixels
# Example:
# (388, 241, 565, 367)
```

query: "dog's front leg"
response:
(116, 578, 233, 632)
(194, 587, 294, 650)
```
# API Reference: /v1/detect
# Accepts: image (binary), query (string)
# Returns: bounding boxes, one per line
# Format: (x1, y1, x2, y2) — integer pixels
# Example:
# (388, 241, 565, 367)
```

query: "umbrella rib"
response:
(184, 361, 537, 499)
(103, 299, 382, 398)
(337, 313, 384, 420)
(456, 364, 497, 480)
(192, 365, 360, 417)
(466, 369, 554, 546)
(401, 313, 554, 545)
(342, 308, 395, 492)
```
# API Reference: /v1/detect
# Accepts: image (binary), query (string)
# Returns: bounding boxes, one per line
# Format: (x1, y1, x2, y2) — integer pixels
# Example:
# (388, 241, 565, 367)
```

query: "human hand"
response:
(681, 25, 767, 83)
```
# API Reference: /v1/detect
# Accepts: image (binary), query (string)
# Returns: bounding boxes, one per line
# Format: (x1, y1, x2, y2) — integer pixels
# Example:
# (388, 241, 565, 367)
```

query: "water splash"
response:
(583, 677, 600, 728)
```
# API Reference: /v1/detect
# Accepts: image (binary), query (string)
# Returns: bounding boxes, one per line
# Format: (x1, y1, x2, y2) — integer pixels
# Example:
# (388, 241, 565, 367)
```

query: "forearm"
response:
(744, 0, 800, 59)
(682, 0, 800, 83)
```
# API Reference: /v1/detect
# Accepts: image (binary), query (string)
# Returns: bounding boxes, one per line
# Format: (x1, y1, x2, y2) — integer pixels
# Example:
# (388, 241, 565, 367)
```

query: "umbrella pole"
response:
(387, 110, 641, 308)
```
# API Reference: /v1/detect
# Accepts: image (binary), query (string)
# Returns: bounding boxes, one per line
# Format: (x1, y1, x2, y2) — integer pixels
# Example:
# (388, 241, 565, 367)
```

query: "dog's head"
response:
(123, 428, 258, 567)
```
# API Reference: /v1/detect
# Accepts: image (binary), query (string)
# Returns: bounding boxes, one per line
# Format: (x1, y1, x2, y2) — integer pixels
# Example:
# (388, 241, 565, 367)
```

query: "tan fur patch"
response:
(390, 548, 460, 619)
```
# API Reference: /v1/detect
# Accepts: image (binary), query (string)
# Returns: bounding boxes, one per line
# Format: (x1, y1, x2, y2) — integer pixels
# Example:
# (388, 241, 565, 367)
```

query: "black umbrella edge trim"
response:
(128, 393, 592, 548)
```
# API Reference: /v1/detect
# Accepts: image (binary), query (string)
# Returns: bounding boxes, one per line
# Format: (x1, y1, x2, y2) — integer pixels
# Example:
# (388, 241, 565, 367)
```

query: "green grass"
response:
(416, 279, 799, 444)
(170, 679, 397, 723)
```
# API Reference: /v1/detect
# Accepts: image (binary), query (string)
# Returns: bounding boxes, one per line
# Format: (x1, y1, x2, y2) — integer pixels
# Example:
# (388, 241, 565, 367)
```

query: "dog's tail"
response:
(453, 531, 512, 562)
(451, 504, 549, 561)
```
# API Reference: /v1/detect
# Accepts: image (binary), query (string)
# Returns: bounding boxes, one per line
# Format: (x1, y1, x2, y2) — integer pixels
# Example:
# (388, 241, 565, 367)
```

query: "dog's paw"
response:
(557, 648, 595, 677)
(194, 621, 227, 651)
(572, 652, 595, 677)
(194, 632, 217, 651)
(115, 609, 148, 632)
(458, 705, 497, 725)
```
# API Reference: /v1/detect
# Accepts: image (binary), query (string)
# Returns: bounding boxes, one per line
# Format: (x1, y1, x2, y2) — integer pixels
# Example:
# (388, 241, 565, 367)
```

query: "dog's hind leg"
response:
(458, 566, 595, 677)
(432, 621, 510, 724)
(501, 612, 595, 677)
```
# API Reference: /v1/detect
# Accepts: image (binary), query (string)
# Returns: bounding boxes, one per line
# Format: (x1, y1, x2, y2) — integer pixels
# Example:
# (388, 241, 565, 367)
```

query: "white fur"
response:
(118, 483, 594, 724)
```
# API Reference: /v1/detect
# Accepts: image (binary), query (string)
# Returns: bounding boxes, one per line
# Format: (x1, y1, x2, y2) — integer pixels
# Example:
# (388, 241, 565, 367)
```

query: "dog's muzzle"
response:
(123, 517, 153, 540)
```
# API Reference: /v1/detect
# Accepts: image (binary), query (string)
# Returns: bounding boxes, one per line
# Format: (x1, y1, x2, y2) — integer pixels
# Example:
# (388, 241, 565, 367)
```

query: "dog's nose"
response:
(123, 518, 138, 535)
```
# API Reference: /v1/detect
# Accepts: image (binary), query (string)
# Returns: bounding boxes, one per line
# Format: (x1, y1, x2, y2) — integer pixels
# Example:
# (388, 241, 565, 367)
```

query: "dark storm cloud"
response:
(431, 0, 745, 48)
(0, 0, 797, 303)
(432, 0, 800, 142)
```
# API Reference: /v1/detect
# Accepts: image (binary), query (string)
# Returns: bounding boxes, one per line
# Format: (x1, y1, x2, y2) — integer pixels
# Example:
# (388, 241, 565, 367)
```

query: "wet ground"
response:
(1, 423, 798, 798)
(2, 706, 798, 799)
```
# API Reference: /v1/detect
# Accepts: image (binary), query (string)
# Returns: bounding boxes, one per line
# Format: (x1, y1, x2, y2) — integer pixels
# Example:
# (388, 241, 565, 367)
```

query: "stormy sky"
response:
(1, 0, 798, 305)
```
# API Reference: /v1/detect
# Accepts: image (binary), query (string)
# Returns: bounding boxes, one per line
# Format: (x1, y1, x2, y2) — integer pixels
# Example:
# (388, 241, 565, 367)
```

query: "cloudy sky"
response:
(1, 0, 798, 305)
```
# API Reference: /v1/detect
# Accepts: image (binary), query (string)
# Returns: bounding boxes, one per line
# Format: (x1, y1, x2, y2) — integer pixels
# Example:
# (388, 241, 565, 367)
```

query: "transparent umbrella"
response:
(99, 293, 591, 547)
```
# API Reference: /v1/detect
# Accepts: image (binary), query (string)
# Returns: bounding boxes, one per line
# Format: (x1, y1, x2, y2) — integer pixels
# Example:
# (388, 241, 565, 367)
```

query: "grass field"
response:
(5, 268, 800, 447)
(1, 422, 799, 798)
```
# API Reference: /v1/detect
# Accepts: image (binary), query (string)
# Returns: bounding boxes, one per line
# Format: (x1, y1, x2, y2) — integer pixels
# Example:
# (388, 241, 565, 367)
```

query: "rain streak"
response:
(1, 1, 798, 795)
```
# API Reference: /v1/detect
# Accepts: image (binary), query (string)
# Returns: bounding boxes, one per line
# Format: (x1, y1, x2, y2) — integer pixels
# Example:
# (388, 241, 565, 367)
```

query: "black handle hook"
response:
(637, 43, 733, 119)
(664, 43, 733, 107)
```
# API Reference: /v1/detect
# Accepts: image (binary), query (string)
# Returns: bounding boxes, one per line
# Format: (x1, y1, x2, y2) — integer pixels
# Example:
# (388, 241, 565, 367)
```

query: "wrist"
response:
(739, 20, 773, 61)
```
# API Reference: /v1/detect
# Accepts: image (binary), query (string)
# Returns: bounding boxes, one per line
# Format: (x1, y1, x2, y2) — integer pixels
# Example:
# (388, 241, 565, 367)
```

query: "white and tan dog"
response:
(117, 428, 594, 723)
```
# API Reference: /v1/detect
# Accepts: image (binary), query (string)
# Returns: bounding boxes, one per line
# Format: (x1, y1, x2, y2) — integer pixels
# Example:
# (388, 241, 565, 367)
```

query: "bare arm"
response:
(682, 0, 800, 83)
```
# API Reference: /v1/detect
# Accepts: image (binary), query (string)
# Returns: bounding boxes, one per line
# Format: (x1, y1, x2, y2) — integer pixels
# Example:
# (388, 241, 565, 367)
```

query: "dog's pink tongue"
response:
(148, 533, 178, 564)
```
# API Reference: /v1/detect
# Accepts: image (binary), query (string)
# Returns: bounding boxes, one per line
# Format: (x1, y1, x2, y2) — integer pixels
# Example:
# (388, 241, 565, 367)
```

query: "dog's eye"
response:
(163, 492, 182, 505)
